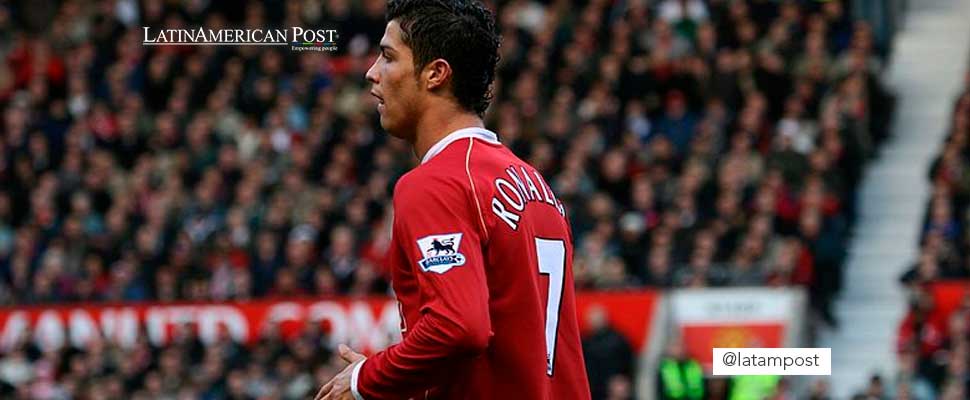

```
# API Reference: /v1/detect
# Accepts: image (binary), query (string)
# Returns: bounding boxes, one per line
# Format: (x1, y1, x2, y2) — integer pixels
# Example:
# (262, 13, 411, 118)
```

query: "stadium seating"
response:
(894, 59, 970, 400)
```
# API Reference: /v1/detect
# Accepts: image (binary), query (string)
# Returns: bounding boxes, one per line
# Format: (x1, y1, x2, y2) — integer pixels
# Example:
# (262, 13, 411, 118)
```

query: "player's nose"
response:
(365, 58, 379, 84)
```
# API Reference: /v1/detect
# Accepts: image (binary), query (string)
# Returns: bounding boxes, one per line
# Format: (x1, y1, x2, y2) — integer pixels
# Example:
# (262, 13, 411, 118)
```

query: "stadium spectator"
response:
(604, 374, 635, 400)
(583, 305, 634, 400)
(851, 374, 887, 400)
(729, 375, 780, 400)
(656, 339, 703, 400)
(806, 378, 832, 400)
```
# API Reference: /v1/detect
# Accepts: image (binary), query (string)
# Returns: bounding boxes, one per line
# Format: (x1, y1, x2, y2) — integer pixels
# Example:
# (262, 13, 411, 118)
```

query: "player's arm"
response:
(353, 173, 492, 400)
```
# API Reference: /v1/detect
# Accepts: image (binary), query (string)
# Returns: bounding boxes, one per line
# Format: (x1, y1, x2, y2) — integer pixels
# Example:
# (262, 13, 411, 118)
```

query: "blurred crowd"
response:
(0, 0, 899, 398)
(0, 0, 896, 317)
(894, 68, 970, 400)
(0, 320, 345, 400)
(899, 71, 970, 287)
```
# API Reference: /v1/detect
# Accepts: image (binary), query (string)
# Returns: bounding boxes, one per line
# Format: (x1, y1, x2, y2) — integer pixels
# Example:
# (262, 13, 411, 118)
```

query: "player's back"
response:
(416, 130, 591, 399)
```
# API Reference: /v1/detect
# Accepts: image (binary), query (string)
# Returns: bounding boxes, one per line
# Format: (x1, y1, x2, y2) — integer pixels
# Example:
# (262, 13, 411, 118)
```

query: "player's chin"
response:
(379, 115, 404, 138)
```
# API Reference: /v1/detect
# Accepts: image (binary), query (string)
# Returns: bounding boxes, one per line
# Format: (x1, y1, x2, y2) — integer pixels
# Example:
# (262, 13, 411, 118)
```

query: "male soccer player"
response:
(314, 0, 591, 399)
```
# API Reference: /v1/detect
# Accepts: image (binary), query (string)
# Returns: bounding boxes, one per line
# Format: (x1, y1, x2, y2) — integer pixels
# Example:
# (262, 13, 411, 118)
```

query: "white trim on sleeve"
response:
(350, 359, 367, 400)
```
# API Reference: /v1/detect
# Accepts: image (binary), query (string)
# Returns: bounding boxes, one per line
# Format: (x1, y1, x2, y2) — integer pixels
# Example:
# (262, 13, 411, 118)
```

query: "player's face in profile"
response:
(366, 21, 421, 140)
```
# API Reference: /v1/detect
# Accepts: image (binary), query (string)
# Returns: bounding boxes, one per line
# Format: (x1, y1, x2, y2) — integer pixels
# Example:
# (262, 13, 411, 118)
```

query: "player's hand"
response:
(314, 344, 366, 400)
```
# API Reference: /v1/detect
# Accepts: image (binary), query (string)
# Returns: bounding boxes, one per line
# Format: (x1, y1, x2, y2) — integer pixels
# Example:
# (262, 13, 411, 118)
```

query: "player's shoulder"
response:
(392, 158, 469, 206)
(396, 138, 509, 192)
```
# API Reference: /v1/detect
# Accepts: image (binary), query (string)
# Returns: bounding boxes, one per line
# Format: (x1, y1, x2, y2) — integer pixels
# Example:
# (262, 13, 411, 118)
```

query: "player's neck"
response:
(412, 110, 484, 162)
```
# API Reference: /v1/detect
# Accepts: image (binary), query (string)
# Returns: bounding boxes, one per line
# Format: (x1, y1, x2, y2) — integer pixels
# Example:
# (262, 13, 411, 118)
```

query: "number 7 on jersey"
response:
(535, 237, 566, 376)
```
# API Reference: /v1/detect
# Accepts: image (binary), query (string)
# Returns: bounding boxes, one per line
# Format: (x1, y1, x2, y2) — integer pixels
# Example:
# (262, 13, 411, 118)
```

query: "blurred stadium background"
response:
(0, 0, 968, 399)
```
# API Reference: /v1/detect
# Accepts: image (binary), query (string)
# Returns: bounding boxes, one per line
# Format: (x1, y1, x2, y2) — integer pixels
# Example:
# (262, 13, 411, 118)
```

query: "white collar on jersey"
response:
(420, 127, 500, 164)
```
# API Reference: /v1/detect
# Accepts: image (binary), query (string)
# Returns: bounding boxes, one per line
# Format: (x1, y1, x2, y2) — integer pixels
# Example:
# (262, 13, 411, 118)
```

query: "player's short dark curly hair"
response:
(387, 0, 501, 116)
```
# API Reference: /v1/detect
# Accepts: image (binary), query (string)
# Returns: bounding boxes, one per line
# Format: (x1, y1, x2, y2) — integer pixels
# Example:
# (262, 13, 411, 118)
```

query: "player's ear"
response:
(423, 59, 452, 91)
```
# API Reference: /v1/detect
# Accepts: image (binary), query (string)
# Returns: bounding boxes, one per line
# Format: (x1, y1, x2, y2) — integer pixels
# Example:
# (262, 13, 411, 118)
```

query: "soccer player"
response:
(314, 0, 591, 399)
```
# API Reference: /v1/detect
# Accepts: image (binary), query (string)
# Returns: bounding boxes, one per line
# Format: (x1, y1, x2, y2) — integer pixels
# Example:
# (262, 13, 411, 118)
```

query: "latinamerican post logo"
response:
(143, 27, 339, 52)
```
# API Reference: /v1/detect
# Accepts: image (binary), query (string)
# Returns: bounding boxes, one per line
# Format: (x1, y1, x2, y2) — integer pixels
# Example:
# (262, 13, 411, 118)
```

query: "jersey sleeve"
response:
(354, 172, 492, 400)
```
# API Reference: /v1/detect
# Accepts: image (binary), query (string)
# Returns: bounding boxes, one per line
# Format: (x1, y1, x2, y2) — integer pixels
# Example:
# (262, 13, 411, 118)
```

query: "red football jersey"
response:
(351, 127, 591, 400)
